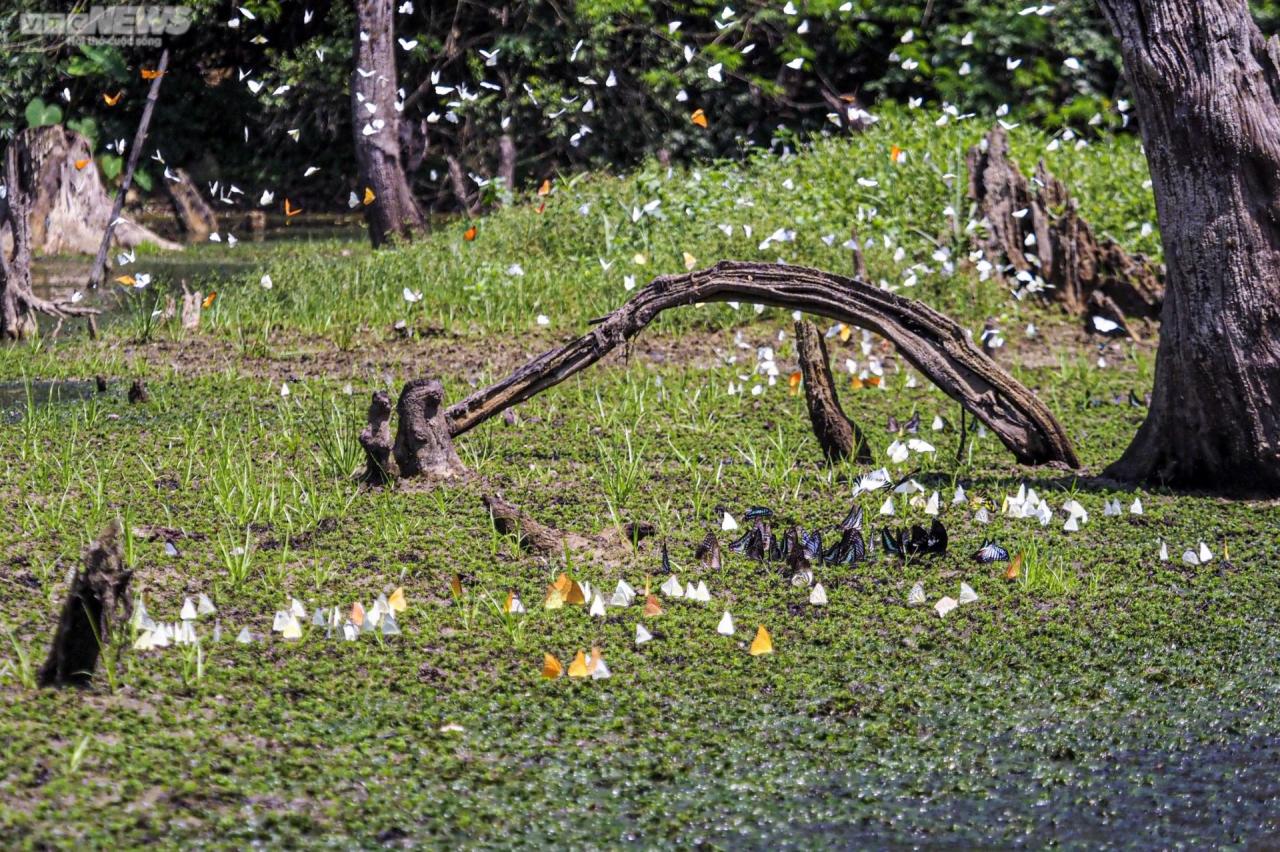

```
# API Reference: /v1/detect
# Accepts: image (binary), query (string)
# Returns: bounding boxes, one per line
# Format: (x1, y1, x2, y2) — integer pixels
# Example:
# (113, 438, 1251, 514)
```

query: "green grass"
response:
(3, 115, 1278, 845)
(20, 109, 1158, 361)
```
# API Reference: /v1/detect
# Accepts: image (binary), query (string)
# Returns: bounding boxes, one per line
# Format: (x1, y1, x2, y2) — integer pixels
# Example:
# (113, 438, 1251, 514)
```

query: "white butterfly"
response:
(635, 623, 653, 645)
(717, 611, 735, 636)
(403, 288, 423, 303)
(398, 38, 417, 51)
(707, 63, 723, 82)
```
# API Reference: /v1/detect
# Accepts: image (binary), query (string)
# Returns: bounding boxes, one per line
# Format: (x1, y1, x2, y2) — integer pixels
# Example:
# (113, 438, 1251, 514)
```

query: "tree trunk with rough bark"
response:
(0, 139, 100, 340)
(0, 126, 178, 260)
(1098, 0, 1280, 493)
(351, 0, 427, 248)
(165, 167, 218, 240)
(967, 125, 1163, 325)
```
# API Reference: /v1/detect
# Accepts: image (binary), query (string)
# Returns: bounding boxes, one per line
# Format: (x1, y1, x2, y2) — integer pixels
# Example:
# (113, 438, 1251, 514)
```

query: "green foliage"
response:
(64, 45, 129, 83)
(23, 97, 62, 129)
(3, 0, 1279, 208)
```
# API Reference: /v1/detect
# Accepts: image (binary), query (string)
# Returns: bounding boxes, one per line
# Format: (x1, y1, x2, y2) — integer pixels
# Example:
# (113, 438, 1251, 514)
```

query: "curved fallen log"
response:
(443, 261, 1078, 468)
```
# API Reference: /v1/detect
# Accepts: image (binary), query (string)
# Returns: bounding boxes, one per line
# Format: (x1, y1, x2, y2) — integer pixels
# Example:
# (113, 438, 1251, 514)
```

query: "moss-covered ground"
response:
(3, 115, 1278, 846)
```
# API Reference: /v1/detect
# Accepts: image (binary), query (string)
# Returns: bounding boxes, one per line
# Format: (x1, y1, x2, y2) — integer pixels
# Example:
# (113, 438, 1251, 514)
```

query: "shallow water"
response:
(0, 379, 100, 422)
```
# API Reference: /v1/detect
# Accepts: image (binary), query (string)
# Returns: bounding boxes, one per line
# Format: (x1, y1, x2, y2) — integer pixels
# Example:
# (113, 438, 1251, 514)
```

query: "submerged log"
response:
(794, 319, 871, 463)
(38, 521, 133, 688)
(967, 126, 1163, 328)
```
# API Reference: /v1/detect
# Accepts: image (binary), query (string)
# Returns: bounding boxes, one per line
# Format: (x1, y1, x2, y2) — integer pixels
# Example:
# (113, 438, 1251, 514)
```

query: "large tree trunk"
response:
(0, 139, 99, 340)
(351, 0, 427, 248)
(0, 126, 179, 260)
(1098, 0, 1280, 493)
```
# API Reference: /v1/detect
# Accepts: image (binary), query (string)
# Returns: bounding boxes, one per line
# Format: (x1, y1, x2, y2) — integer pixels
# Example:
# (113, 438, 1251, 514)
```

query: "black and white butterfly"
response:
(972, 540, 1010, 563)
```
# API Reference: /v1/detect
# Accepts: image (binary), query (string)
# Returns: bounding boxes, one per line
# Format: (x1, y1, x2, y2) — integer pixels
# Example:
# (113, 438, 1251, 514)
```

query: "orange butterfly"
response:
(890, 145, 904, 163)
(567, 650, 589, 678)
(388, 587, 407, 612)
(788, 371, 802, 394)
(450, 575, 464, 598)
(350, 601, 366, 627)
(141, 68, 165, 80)
(463, 225, 477, 241)
(202, 291, 217, 309)
(643, 594, 663, 617)
(749, 625, 774, 656)
(541, 653, 563, 679)
(284, 199, 302, 217)
(362, 187, 376, 205)
(690, 108, 708, 128)
(74, 159, 91, 170)
(102, 91, 123, 106)
(1005, 553, 1023, 581)
(537, 179, 551, 196)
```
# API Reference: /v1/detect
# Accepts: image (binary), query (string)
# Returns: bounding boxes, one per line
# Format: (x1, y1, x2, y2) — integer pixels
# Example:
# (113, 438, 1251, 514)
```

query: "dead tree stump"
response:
(165, 167, 218, 240)
(392, 379, 466, 479)
(359, 390, 397, 484)
(967, 126, 1163, 331)
(38, 520, 132, 688)
(794, 319, 871, 463)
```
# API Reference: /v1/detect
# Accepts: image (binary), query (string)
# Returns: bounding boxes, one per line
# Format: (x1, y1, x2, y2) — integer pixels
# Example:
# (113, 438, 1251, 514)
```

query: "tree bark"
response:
(442, 261, 1079, 468)
(794, 319, 872, 463)
(1097, 0, 1280, 492)
(351, 0, 427, 248)
(0, 139, 100, 340)
(0, 126, 178, 261)
(359, 390, 397, 484)
(165, 167, 218, 240)
(392, 379, 467, 478)
(967, 125, 1163, 324)
(497, 134, 517, 195)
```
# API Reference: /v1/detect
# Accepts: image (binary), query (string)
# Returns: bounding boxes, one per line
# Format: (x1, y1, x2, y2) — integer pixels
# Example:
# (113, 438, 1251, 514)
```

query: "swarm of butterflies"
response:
(126, 478, 1222, 683)
(129, 587, 408, 650)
